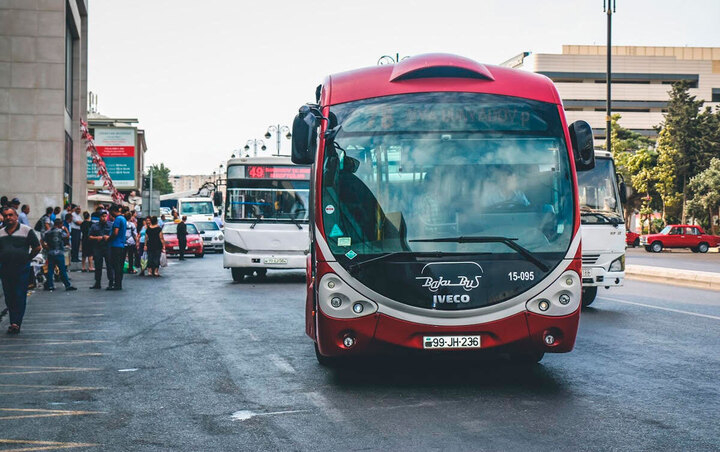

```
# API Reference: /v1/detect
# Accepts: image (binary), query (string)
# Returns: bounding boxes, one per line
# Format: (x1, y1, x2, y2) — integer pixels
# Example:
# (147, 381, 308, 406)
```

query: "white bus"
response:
(578, 150, 626, 306)
(223, 156, 311, 281)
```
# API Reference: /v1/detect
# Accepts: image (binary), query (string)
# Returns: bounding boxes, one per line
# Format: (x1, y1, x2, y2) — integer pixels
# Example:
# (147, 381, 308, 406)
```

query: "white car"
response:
(194, 221, 224, 252)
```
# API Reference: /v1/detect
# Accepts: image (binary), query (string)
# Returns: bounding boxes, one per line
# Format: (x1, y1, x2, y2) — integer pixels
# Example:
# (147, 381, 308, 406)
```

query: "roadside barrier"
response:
(626, 264, 720, 291)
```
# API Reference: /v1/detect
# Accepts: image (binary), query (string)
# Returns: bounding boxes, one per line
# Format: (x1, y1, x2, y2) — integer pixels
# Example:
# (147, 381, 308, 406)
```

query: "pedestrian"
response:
(0, 196, 8, 208)
(0, 207, 42, 334)
(145, 216, 165, 277)
(35, 207, 53, 236)
(107, 205, 127, 290)
(18, 204, 30, 226)
(70, 205, 83, 263)
(9, 198, 21, 211)
(88, 211, 112, 289)
(42, 219, 77, 291)
(90, 205, 102, 223)
(213, 212, 223, 229)
(177, 215, 188, 261)
(80, 211, 94, 272)
(158, 214, 166, 227)
(137, 217, 150, 276)
(124, 212, 138, 274)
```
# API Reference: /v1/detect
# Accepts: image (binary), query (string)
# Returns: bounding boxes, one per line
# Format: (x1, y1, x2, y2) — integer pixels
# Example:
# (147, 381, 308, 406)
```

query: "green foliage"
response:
(687, 158, 720, 233)
(146, 163, 173, 195)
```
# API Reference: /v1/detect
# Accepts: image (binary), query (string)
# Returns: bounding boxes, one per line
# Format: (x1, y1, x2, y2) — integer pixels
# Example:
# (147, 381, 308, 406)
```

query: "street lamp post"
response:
(244, 139, 266, 157)
(264, 124, 291, 156)
(377, 53, 410, 66)
(604, 0, 616, 153)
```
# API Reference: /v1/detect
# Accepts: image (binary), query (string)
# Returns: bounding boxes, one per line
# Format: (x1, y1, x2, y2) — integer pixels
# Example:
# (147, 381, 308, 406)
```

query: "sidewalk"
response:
(625, 264, 720, 291)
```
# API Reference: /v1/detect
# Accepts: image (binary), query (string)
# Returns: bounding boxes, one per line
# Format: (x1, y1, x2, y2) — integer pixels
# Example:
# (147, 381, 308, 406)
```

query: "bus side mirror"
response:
(569, 120, 595, 172)
(618, 180, 628, 205)
(291, 106, 317, 165)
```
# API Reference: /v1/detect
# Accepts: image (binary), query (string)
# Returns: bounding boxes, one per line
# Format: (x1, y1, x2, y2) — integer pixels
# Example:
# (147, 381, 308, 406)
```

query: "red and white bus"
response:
(291, 54, 595, 364)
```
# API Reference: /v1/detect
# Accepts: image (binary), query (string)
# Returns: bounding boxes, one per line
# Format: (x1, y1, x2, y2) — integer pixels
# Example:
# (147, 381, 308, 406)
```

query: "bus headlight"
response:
(526, 271, 581, 316)
(609, 256, 625, 272)
(318, 274, 377, 319)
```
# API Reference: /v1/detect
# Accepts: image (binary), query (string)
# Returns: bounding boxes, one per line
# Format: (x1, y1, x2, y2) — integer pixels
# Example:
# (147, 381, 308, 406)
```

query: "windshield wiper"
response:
(249, 211, 262, 229)
(288, 212, 303, 230)
(580, 208, 623, 225)
(348, 251, 486, 275)
(408, 236, 549, 272)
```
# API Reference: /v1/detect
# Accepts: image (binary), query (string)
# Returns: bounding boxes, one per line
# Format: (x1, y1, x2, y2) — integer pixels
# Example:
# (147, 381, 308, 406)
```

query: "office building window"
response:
(64, 133, 73, 202)
(712, 89, 720, 103)
(65, 23, 74, 116)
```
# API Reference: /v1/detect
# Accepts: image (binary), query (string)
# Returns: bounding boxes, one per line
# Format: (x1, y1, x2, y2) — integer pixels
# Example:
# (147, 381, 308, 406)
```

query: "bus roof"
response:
(227, 155, 295, 166)
(322, 53, 562, 106)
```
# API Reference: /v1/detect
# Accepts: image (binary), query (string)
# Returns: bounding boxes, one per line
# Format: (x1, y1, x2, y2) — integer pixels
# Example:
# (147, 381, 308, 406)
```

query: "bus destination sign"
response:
(246, 165, 311, 180)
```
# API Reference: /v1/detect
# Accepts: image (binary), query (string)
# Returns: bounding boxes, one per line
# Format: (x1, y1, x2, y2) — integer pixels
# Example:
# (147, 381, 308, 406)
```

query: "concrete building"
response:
(170, 174, 213, 194)
(506, 45, 720, 141)
(0, 0, 89, 221)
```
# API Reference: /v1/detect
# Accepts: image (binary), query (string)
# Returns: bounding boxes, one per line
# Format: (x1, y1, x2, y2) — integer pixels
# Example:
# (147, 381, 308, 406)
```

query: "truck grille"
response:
(582, 254, 600, 265)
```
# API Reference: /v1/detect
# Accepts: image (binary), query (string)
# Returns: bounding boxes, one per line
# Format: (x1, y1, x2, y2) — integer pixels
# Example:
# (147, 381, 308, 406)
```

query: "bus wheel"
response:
(650, 241, 663, 253)
(582, 287, 597, 307)
(314, 343, 341, 367)
(698, 242, 709, 253)
(255, 268, 267, 278)
(510, 349, 544, 365)
(231, 268, 246, 282)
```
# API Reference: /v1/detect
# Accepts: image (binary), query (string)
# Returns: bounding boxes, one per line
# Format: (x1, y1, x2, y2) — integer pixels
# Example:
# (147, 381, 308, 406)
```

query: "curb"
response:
(625, 264, 720, 291)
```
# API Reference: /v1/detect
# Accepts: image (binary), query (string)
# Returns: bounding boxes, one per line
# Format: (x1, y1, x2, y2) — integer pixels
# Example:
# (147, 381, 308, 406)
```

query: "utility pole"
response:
(605, 0, 616, 153)
(149, 166, 153, 216)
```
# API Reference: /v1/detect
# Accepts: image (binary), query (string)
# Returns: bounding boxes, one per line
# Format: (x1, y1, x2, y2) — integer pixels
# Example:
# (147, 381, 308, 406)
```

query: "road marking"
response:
(241, 328, 259, 341)
(117, 368, 138, 372)
(0, 366, 101, 376)
(305, 391, 346, 422)
(0, 408, 105, 421)
(0, 439, 98, 451)
(599, 296, 720, 321)
(0, 384, 104, 396)
(269, 354, 295, 373)
(230, 409, 308, 422)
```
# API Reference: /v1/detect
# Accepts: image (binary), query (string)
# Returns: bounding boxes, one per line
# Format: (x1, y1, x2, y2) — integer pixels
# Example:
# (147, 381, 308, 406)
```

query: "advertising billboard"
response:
(87, 127, 137, 189)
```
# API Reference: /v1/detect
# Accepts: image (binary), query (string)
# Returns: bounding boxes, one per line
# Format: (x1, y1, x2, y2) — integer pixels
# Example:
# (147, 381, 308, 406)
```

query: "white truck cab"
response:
(578, 150, 626, 306)
(177, 197, 216, 223)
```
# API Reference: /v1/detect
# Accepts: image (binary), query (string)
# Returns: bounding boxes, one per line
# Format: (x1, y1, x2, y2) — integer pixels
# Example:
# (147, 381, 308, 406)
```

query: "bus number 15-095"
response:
(508, 271, 535, 281)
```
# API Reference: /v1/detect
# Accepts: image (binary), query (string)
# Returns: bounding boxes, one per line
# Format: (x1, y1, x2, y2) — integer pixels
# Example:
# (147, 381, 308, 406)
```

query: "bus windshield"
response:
(576, 158, 623, 224)
(225, 165, 310, 222)
(321, 92, 574, 308)
(181, 201, 214, 215)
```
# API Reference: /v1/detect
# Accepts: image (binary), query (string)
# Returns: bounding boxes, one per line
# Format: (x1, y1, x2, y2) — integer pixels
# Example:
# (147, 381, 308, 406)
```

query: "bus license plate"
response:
(423, 335, 481, 349)
(263, 257, 287, 264)
(582, 269, 592, 278)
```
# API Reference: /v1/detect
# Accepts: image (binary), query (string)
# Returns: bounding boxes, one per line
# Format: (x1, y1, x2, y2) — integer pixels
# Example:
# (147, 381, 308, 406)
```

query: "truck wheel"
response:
(698, 242, 709, 253)
(650, 241, 663, 253)
(314, 343, 342, 367)
(582, 287, 598, 307)
(231, 268, 246, 282)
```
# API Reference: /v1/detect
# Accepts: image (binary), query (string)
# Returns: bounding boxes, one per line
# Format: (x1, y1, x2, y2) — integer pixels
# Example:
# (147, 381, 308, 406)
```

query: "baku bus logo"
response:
(415, 262, 484, 294)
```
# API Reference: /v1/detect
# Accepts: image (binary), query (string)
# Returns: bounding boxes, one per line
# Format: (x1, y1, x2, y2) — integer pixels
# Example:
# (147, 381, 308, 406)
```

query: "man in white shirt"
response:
(70, 205, 83, 263)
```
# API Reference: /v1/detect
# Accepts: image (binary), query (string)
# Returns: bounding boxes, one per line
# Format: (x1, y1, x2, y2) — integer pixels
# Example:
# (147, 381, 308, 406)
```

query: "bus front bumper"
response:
(223, 251, 307, 269)
(315, 308, 579, 358)
(582, 267, 624, 287)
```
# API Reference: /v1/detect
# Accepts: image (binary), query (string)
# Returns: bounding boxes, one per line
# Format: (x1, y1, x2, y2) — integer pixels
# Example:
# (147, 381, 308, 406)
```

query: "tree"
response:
(609, 114, 655, 225)
(656, 81, 708, 223)
(686, 158, 720, 234)
(654, 126, 682, 223)
(146, 163, 173, 195)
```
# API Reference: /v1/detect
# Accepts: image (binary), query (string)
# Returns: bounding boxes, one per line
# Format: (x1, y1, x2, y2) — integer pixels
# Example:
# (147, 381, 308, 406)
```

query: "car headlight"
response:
(609, 255, 625, 272)
(215, 234, 224, 241)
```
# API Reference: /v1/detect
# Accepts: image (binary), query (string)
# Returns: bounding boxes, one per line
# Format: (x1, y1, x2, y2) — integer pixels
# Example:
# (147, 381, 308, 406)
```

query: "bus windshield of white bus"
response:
(225, 165, 310, 223)
(576, 158, 623, 225)
(181, 201, 214, 215)
(323, 92, 574, 271)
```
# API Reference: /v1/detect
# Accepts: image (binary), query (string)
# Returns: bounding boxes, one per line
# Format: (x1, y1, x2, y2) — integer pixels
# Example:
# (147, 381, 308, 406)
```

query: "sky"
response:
(88, 0, 720, 175)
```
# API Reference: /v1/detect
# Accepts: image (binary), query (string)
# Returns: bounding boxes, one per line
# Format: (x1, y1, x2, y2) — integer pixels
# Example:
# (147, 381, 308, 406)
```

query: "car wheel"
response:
(650, 241, 663, 253)
(197, 252, 204, 258)
(644, 246, 652, 252)
(231, 268, 247, 282)
(633, 238, 640, 247)
(691, 247, 699, 253)
(698, 242, 709, 253)
(582, 286, 598, 307)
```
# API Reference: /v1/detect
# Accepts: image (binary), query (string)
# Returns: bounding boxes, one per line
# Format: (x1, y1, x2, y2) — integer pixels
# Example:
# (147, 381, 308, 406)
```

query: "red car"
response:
(626, 231, 641, 247)
(162, 222, 204, 257)
(640, 225, 720, 253)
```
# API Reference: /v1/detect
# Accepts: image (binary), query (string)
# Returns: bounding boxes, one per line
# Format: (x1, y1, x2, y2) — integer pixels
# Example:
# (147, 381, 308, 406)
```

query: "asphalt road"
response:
(626, 246, 720, 272)
(1, 254, 718, 451)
